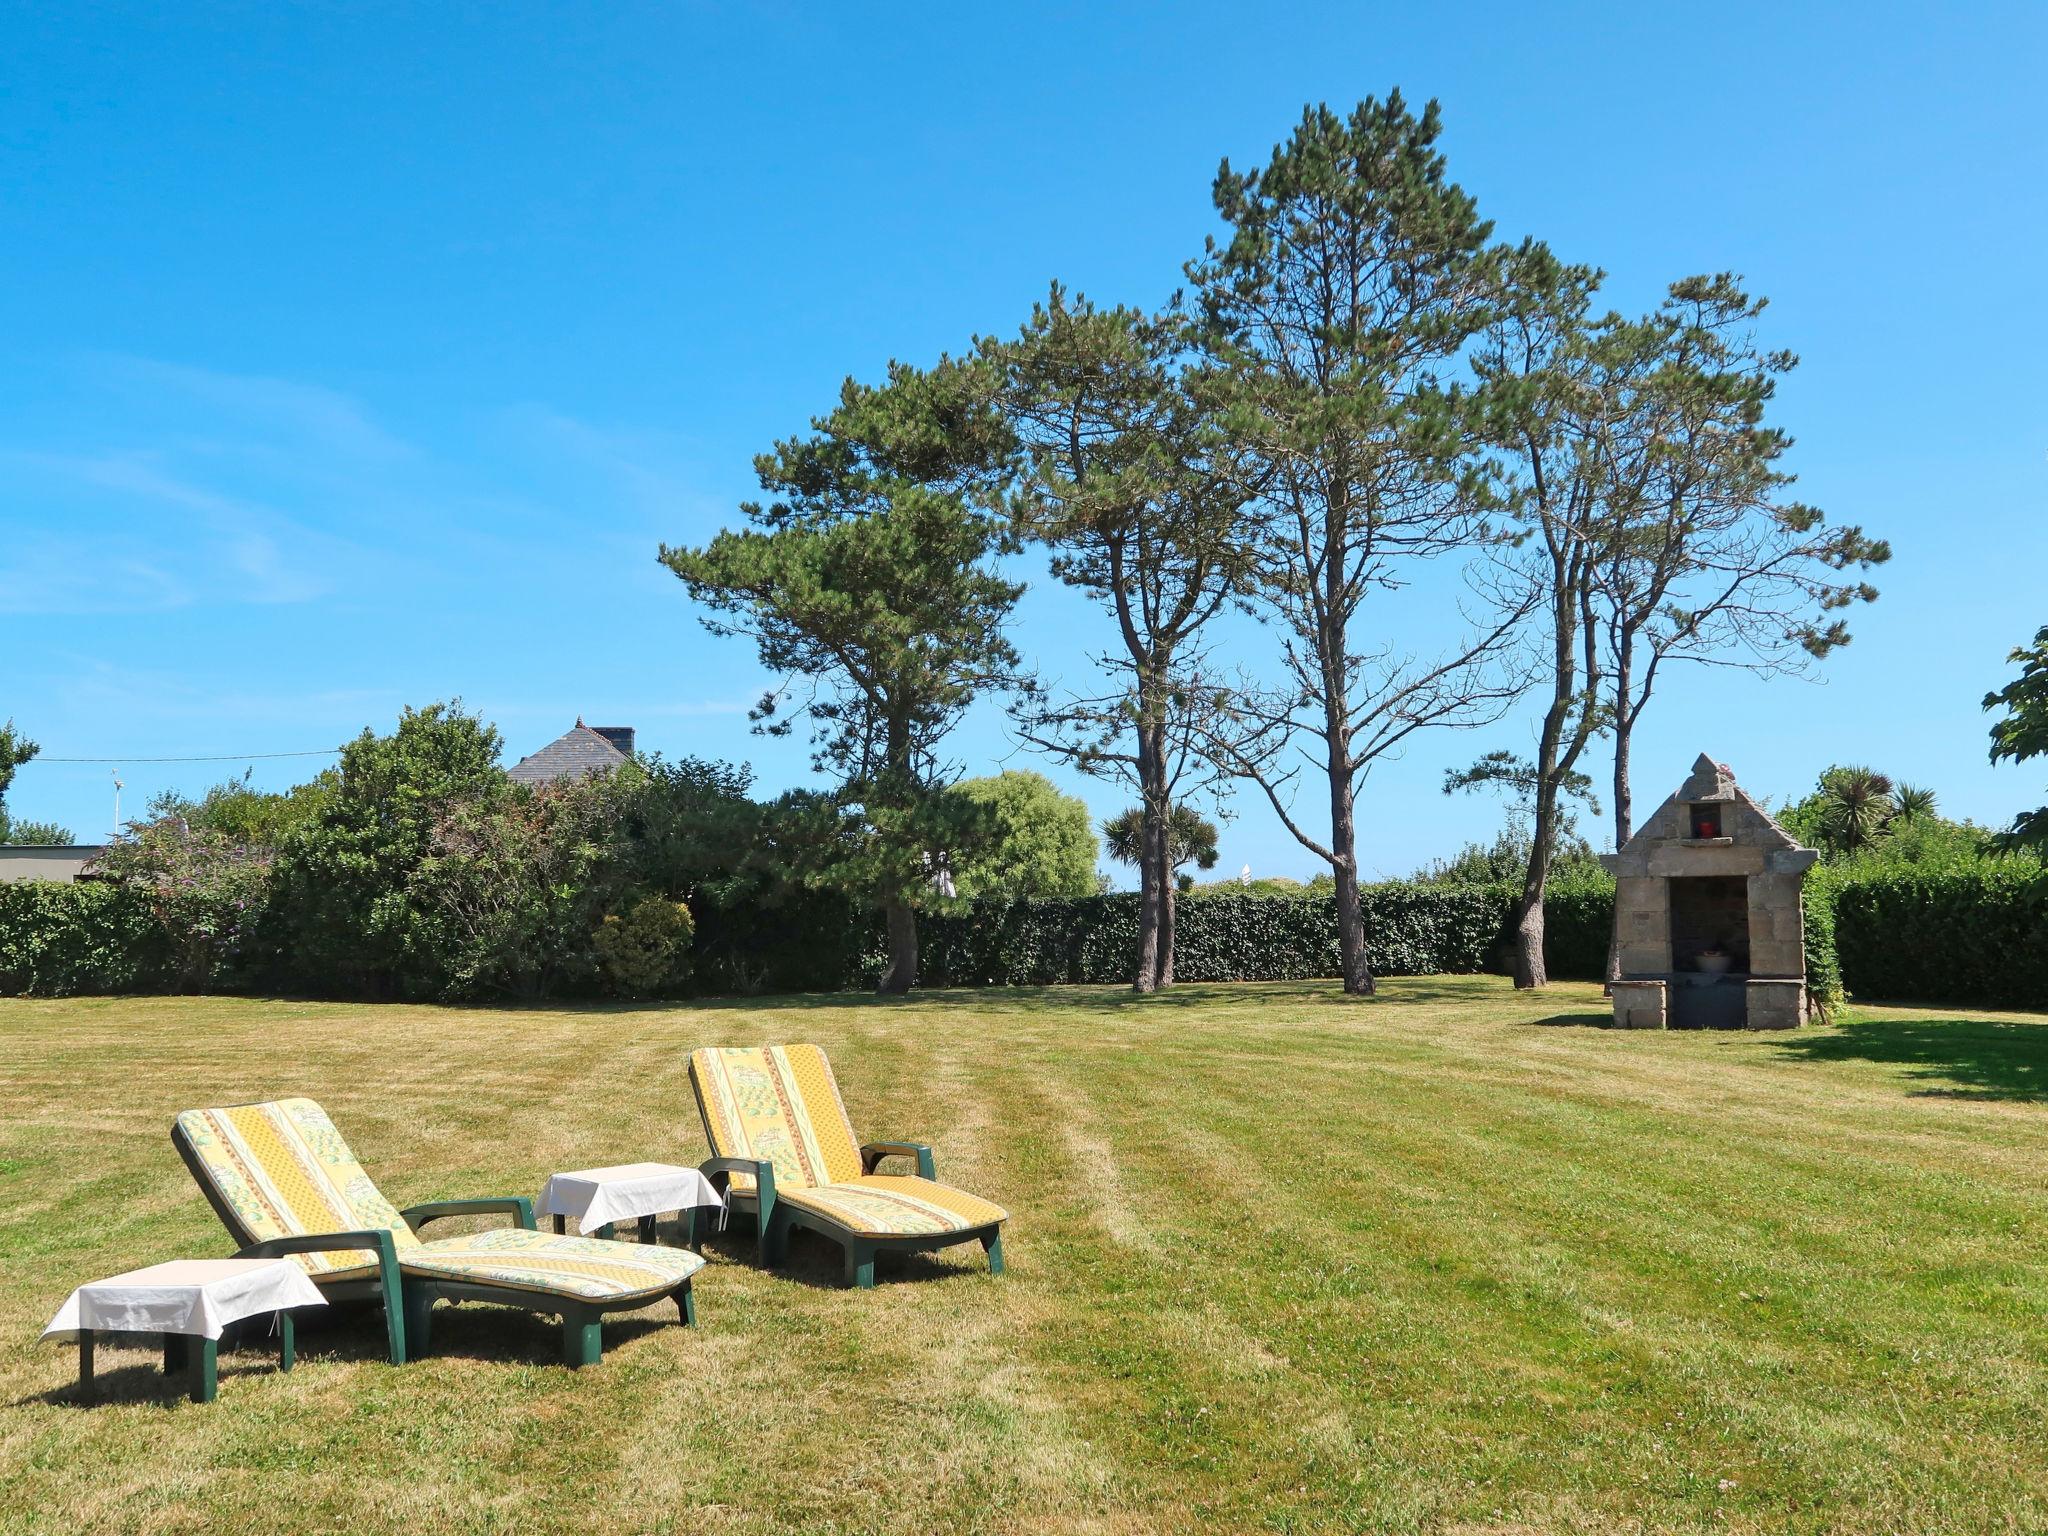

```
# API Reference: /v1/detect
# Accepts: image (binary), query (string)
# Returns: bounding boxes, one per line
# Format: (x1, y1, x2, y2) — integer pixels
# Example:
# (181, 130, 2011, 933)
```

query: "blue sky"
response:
(3, 3, 2044, 879)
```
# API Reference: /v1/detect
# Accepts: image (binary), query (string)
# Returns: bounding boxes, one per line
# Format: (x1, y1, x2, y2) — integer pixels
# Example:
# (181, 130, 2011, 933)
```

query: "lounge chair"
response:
(173, 1097, 704, 1368)
(688, 1044, 1006, 1288)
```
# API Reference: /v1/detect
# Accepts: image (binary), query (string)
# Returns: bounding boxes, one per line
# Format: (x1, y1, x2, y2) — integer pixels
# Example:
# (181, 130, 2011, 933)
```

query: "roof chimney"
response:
(591, 725, 635, 757)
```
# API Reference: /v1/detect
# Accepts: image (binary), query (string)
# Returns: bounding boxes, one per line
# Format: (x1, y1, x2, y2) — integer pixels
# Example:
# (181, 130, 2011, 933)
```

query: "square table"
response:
(537, 1162, 725, 1248)
(43, 1258, 326, 1402)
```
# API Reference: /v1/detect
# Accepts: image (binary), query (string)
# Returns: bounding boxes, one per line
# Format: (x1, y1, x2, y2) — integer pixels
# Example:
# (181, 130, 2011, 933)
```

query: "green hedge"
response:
(914, 883, 1523, 987)
(0, 883, 172, 997)
(1830, 864, 2048, 1007)
(17, 860, 2027, 1005)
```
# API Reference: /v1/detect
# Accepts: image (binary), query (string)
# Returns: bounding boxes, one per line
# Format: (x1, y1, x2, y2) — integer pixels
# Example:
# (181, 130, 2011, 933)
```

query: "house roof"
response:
(507, 719, 631, 786)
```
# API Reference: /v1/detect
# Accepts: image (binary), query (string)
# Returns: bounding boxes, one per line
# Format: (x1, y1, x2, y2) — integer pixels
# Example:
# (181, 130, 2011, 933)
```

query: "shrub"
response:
(1830, 863, 2048, 1007)
(944, 771, 1098, 900)
(0, 882, 170, 996)
(1540, 866, 1615, 981)
(408, 774, 629, 1001)
(1802, 873, 1843, 1008)
(265, 703, 508, 998)
(92, 818, 273, 992)
(592, 896, 697, 997)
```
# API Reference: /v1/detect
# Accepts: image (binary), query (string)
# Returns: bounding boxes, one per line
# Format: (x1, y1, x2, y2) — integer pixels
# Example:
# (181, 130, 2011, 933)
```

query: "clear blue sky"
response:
(4, 3, 2044, 879)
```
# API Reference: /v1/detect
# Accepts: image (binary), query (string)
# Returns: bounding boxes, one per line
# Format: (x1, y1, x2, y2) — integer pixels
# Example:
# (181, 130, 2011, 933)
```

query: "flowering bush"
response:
(92, 818, 273, 991)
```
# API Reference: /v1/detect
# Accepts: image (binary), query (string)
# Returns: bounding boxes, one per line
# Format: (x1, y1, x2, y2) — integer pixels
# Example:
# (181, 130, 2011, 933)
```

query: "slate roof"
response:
(507, 719, 633, 786)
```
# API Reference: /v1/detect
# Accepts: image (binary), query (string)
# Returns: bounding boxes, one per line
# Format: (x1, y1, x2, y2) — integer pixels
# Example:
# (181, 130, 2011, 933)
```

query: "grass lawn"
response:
(4, 977, 2048, 1535)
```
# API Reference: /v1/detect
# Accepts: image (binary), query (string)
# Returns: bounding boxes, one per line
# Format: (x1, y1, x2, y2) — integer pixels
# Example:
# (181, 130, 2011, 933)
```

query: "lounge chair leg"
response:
(981, 1231, 1005, 1276)
(562, 1307, 602, 1369)
(404, 1286, 435, 1359)
(760, 1210, 790, 1269)
(191, 1339, 218, 1403)
(378, 1265, 408, 1366)
(279, 1311, 295, 1372)
(676, 1281, 696, 1327)
(845, 1242, 875, 1290)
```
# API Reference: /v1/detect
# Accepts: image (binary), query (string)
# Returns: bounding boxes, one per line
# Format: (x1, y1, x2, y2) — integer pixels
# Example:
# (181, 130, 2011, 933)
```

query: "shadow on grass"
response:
(16, 1339, 302, 1409)
(672, 976, 1517, 1017)
(1528, 1012, 1622, 1030)
(692, 1222, 975, 1290)
(1769, 1014, 2048, 1101)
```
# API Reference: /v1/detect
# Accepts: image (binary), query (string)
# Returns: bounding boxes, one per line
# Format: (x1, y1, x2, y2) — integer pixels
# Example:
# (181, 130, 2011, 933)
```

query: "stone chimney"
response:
(590, 725, 635, 757)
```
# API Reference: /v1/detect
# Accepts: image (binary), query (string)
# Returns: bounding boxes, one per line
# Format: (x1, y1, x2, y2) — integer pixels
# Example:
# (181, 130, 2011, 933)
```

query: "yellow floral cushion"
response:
(690, 1044, 863, 1193)
(175, 1099, 420, 1279)
(401, 1227, 704, 1301)
(777, 1176, 1007, 1238)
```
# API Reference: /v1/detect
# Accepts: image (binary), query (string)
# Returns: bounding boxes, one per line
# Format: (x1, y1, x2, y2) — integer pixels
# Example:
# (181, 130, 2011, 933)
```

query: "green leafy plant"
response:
(592, 895, 696, 998)
(265, 702, 507, 999)
(1986, 625, 2048, 852)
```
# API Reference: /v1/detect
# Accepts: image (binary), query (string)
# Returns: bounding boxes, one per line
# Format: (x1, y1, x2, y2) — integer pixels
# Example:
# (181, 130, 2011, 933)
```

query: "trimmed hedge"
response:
(914, 883, 1520, 987)
(0, 882, 172, 997)
(1830, 864, 2048, 1008)
(8, 859, 2032, 1006)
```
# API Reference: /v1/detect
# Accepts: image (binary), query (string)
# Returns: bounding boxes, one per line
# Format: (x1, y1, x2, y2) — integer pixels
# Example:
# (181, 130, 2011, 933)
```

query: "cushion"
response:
(402, 1227, 705, 1301)
(689, 1044, 862, 1192)
(777, 1176, 1007, 1238)
(175, 1099, 419, 1279)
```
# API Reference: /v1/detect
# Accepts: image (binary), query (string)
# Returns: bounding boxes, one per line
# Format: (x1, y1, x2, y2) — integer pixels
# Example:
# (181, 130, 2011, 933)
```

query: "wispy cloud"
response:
(1, 448, 351, 607)
(0, 538, 194, 615)
(86, 354, 415, 463)
(500, 403, 727, 522)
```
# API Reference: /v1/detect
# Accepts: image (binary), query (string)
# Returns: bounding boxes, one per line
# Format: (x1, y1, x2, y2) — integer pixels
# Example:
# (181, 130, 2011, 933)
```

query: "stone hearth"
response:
(1599, 754, 1817, 1030)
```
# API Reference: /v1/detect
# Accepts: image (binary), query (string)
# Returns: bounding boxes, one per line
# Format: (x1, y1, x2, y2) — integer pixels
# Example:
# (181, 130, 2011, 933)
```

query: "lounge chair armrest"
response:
(400, 1197, 538, 1233)
(700, 1156, 778, 1266)
(699, 1156, 775, 1204)
(861, 1141, 936, 1179)
(239, 1229, 399, 1268)
(236, 1230, 406, 1365)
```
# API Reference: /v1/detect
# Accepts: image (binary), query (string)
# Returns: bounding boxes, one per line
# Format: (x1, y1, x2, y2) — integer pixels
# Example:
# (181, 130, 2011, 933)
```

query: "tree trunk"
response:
(878, 898, 918, 995)
(1512, 817, 1552, 990)
(1612, 631, 1636, 850)
(1328, 754, 1374, 996)
(1132, 707, 1169, 994)
(1156, 868, 1177, 988)
(1133, 838, 1163, 995)
(1605, 634, 1635, 990)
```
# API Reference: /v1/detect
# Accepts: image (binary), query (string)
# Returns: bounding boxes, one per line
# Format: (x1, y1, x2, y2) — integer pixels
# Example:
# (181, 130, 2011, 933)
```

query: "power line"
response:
(31, 749, 343, 764)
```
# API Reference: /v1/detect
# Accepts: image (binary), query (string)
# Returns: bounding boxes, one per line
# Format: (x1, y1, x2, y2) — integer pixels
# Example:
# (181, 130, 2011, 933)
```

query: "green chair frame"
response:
(698, 1142, 1004, 1289)
(172, 1121, 695, 1369)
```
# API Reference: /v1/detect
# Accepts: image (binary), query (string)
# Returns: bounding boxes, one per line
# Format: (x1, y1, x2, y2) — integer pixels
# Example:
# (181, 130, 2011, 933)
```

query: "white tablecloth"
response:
(537, 1162, 725, 1234)
(43, 1259, 326, 1341)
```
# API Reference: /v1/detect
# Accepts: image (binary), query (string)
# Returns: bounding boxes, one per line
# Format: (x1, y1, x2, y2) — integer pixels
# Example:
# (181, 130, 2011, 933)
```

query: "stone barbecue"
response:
(1600, 754, 1816, 1030)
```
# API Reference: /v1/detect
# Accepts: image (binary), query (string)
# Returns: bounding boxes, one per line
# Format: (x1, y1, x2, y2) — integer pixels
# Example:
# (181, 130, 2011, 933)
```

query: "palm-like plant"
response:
(1102, 805, 1220, 890)
(1815, 766, 1896, 856)
(1891, 782, 1938, 822)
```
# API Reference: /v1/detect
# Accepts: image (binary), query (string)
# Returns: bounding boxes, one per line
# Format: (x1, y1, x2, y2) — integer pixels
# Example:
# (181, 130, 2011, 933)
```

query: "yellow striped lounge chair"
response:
(688, 1044, 1006, 1289)
(173, 1098, 705, 1368)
